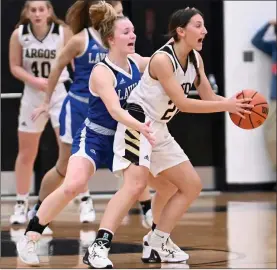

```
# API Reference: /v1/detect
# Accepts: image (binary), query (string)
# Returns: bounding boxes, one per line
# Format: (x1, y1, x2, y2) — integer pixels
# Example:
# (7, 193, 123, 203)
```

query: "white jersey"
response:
(18, 22, 70, 84)
(127, 43, 199, 123)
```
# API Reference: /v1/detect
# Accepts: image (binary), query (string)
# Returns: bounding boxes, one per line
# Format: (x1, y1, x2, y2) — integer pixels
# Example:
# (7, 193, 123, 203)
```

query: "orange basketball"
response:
(229, 89, 269, 129)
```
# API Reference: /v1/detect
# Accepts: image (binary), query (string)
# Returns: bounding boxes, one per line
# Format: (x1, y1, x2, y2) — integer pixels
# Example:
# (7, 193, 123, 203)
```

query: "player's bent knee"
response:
(63, 183, 85, 198)
(187, 175, 202, 198)
(124, 178, 148, 198)
(56, 159, 68, 177)
(156, 185, 178, 200)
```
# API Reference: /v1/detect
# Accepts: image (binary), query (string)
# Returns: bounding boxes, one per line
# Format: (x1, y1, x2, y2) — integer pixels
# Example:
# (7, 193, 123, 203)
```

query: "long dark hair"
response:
(168, 8, 204, 87)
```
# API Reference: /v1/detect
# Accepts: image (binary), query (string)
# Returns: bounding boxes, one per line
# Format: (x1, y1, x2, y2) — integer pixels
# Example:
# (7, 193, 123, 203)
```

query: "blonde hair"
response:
(66, 0, 122, 34)
(89, 1, 124, 48)
(15, 0, 65, 29)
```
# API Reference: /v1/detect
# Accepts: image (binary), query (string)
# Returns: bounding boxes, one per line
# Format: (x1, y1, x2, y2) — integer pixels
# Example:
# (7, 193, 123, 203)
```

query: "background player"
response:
(85, 7, 254, 268)
(9, 0, 72, 225)
(30, 0, 153, 227)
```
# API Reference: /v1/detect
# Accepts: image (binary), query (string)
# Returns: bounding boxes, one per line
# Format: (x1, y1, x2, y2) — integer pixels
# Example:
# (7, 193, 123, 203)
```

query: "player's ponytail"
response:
(66, 1, 122, 34)
(89, 1, 124, 48)
(66, 0, 96, 34)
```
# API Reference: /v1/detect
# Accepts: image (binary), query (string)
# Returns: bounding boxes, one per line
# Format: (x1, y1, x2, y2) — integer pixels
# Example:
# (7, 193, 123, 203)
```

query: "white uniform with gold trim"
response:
(113, 43, 200, 177)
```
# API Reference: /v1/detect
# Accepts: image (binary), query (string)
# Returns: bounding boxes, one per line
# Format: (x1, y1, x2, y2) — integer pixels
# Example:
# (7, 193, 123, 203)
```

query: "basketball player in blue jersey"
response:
(9, 0, 72, 226)
(16, 2, 161, 265)
(30, 0, 153, 227)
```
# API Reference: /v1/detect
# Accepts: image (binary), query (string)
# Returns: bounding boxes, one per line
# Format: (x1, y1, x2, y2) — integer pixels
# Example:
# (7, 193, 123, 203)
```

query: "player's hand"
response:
(31, 78, 48, 92)
(269, 20, 276, 25)
(225, 93, 254, 119)
(31, 102, 50, 122)
(139, 121, 155, 146)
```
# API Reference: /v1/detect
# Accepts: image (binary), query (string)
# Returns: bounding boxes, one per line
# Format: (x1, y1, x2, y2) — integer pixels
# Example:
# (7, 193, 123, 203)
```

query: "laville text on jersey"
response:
(118, 82, 138, 101)
(89, 52, 106, 64)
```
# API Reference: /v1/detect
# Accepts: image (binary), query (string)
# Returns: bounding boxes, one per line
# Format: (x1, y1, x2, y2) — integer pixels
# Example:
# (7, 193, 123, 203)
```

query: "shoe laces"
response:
(167, 238, 182, 251)
(89, 242, 108, 260)
(26, 239, 37, 254)
(161, 241, 176, 257)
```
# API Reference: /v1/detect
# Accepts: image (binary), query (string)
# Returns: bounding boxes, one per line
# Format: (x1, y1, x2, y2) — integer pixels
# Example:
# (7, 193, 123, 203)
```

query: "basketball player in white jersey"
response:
(9, 0, 72, 225)
(85, 7, 254, 267)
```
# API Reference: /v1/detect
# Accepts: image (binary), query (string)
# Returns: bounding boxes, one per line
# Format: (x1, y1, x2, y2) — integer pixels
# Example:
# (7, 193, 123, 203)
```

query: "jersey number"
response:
(31, 61, 51, 78)
(161, 100, 179, 121)
(161, 83, 192, 121)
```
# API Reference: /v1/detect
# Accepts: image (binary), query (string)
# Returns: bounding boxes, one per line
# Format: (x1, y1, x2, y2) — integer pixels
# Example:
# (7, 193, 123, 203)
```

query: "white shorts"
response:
(18, 82, 69, 133)
(113, 111, 189, 177)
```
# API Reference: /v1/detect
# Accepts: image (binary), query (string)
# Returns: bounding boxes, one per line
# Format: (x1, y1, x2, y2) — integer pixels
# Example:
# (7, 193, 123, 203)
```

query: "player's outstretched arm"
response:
(90, 65, 155, 145)
(150, 53, 253, 117)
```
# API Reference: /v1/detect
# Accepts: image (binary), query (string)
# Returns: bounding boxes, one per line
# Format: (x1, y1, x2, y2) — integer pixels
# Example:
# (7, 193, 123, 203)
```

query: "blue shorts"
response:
(71, 123, 115, 171)
(59, 93, 89, 144)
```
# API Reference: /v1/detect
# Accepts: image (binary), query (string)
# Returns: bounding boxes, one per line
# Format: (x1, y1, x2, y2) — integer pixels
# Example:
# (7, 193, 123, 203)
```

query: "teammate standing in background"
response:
(9, 0, 72, 225)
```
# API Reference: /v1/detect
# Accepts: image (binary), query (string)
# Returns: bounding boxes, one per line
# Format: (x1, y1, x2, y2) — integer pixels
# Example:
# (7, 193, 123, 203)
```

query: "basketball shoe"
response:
(83, 241, 113, 268)
(16, 235, 40, 266)
(141, 231, 189, 263)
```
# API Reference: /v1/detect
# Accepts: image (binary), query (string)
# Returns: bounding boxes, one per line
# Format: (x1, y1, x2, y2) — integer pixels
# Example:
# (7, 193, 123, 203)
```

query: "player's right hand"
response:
(31, 102, 50, 122)
(139, 121, 156, 146)
(225, 95, 254, 119)
(31, 78, 48, 92)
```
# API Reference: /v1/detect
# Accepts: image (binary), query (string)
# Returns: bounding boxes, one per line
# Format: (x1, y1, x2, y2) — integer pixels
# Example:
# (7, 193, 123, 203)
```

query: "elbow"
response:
(10, 66, 19, 78)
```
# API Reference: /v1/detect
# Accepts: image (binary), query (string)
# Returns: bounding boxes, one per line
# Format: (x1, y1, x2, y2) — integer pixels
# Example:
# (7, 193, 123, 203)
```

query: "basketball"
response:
(229, 89, 269, 129)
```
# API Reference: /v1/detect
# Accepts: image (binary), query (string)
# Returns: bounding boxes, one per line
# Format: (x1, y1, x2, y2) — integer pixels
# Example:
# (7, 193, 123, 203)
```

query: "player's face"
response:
(27, 1, 51, 27)
(112, 19, 136, 54)
(184, 14, 207, 51)
(113, 1, 123, 16)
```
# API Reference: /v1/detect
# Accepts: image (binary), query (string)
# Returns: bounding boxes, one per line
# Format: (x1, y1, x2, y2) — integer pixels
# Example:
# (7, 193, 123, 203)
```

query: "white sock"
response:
(16, 193, 29, 202)
(79, 190, 90, 199)
(150, 229, 170, 247)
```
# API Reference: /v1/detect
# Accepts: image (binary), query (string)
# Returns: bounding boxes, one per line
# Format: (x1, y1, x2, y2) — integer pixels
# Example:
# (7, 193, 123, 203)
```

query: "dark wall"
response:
(1, 0, 225, 192)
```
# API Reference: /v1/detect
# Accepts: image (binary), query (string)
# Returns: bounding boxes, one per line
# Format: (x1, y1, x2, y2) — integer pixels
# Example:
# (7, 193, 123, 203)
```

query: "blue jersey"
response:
(69, 28, 107, 98)
(86, 56, 141, 131)
(71, 56, 141, 171)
